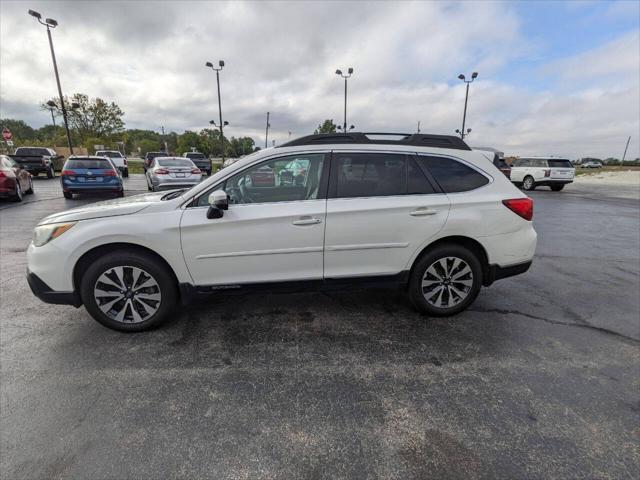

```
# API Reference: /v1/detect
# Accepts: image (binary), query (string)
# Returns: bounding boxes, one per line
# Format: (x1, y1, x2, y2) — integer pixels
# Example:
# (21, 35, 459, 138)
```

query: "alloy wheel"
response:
(523, 177, 534, 190)
(421, 256, 473, 308)
(93, 266, 162, 323)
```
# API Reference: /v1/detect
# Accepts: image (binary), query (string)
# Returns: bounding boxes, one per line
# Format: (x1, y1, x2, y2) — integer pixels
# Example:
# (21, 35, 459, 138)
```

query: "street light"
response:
(205, 60, 226, 162)
(29, 9, 74, 154)
(335, 67, 354, 131)
(209, 120, 229, 157)
(265, 112, 271, 148)
(456, 71, 478, 140)
(336, 125, 355, 131)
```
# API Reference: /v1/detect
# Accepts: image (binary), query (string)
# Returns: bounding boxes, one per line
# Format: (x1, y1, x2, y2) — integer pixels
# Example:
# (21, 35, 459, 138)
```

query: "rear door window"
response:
(418, 156, 489, 193)
(334, 153, 408, 198)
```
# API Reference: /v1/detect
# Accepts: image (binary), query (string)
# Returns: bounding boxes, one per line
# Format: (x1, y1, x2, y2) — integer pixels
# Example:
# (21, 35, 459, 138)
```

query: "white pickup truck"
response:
(95, 150, 129, 177)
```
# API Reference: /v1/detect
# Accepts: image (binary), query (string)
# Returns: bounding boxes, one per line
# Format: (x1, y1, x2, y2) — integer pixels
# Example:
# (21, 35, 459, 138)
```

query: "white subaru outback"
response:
(27, 133, 536, 332)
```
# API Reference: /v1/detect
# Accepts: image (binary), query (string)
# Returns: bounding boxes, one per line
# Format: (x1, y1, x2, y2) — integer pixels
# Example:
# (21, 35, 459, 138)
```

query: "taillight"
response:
(155, 168, 169, 175)
(103, 170, 117, 176)
(61, 170, 77, 176)
(0, 170, 7, 178)
(544, 169, 550, 177)
(124, 158, 128, 165)
(191, 168, 201, 174)
(502, 198, 533, 221)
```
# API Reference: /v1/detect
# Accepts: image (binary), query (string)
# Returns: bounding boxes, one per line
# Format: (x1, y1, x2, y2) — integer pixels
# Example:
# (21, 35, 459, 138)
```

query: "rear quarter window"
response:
(419, 156, 489, 193)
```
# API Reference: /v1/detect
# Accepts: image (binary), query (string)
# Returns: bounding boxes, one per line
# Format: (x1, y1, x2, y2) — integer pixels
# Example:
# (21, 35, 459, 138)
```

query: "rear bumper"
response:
(26, 270, 81, 307)
(536, 179, 573, 186)
(483, 261, 532, 286)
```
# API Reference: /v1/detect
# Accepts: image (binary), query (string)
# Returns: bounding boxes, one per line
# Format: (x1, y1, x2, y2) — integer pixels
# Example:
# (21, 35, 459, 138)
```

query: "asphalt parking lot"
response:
(1, 175, 639, 479)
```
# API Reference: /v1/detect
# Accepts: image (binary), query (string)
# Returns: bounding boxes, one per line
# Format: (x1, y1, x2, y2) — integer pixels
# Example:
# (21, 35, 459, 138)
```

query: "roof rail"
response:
(278, 132, 471, 151)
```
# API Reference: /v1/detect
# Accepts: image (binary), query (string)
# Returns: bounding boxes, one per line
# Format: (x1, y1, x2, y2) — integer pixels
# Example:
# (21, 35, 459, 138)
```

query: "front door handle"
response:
(410, 208, 437, 216)
(292, 216, 322, 226)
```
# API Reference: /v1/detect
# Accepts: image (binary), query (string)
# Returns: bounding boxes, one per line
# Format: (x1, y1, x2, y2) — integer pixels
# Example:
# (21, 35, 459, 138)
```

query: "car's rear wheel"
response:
(117, 190, 125, 197)
(47, 166, 54, 179)
(63, 191, 73, 199)
(123, 168, 129, 178)
(11, 181, 23, 202)
(550, 184, 564, 191)
(409, 244, 482, 316)
(522, 175, 535, 191)
(80, 251, 178, 332)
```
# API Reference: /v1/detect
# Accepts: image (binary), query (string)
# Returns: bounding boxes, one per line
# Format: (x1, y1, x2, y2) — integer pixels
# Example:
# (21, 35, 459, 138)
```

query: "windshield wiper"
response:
(161, 189, 187, 200)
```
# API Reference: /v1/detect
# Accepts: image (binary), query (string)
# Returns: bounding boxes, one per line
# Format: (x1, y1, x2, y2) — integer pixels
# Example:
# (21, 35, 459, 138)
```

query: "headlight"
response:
(32, 222, 76, 247)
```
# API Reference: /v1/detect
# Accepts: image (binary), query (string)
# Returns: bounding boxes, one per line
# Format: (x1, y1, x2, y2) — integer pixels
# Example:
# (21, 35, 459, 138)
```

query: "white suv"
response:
(510, 156, 574, 191)
(26, 133, 537, 332)
(95, 150, 129, 177)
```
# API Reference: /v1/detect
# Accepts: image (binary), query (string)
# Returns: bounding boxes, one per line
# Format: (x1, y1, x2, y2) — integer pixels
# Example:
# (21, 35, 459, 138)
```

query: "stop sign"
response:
(2, 128, 11, 141)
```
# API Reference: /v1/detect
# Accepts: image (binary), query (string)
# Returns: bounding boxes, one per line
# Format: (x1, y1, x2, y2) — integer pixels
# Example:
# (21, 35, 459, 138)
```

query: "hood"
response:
(38, 192, 168, 225)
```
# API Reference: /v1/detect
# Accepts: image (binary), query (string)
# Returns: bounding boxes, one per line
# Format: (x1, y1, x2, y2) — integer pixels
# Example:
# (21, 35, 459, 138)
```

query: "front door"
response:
(180, 152, 329, 286)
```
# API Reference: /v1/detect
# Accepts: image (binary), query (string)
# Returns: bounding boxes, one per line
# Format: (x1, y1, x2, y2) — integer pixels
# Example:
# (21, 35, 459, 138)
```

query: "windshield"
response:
(157, 158, 194, 167)
(16, 148, 49, 156)
(65, 159, 114, 169)
(97, 151, 122, 158)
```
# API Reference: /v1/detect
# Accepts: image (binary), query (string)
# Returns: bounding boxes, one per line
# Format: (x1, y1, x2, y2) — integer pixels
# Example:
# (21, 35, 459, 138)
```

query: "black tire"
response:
(206, 169, 212, 176)
(46, 166, 54, 179)
(522, 175, 535, 191)
(550, 184, 564, 191)
(117, 190, 125, 197)
(409, 244, 482, 317)
(11, 181, 23, 202)
(63, 191, 73, 199)
(123, 168, 129, 178)
(25, 177, 34, 194)
(79, 251, 178, 332)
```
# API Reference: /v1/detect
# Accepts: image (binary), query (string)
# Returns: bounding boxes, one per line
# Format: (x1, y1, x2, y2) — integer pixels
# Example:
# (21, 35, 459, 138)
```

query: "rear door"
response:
(323, 151, 449, 279)
(547, 159, 575, 181)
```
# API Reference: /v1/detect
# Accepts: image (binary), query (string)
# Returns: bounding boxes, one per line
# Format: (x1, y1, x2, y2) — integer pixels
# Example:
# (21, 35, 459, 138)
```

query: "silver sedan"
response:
(145, 157, 203, 191)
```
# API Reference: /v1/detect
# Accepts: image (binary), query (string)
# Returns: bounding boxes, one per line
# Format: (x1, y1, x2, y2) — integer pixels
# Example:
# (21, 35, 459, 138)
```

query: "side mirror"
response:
(206, 189, 228, 219)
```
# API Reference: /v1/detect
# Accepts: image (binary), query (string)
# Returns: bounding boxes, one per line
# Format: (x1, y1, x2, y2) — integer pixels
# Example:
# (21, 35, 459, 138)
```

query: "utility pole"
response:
(265, 112, 270, 148)
(622, 136, 631, 162)
(161, 125, 167, 152)
(205, 60, 226, 162)
(417, 121, 421, 133)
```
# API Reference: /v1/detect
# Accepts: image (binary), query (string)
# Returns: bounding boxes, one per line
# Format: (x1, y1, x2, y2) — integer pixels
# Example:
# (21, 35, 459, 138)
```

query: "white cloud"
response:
(0, 0, 638, 159)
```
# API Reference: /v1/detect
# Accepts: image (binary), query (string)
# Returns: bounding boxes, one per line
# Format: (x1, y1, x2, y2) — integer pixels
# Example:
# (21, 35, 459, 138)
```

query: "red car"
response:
(0, 155, 33, 202)
(249, 165, 275, 186)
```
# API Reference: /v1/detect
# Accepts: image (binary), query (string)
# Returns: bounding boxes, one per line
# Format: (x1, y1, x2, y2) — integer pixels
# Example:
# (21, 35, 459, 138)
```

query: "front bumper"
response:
(26, 270, 81, 307)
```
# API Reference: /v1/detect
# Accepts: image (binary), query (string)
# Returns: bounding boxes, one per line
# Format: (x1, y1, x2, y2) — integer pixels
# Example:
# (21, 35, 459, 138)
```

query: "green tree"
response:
(314, 119, 337, 134)
(42, 93, 125, 142)
(0, 119, 36, 143)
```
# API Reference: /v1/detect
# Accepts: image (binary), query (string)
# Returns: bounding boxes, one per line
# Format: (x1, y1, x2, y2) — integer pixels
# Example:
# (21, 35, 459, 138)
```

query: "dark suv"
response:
(184, 152, 212, 176)
(143, 152, 168, 172)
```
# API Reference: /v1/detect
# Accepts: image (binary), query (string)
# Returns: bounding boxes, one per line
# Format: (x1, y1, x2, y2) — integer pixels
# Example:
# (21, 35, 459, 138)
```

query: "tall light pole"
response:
(621, 136, 631, 162)
(456, 71, 478, 140)
(335, 67, 354, 131)
(46, 100, 57, 127)
(265, 112, 270, 148)
(29, 10, 74, 154)
(205, 60, 225, 162)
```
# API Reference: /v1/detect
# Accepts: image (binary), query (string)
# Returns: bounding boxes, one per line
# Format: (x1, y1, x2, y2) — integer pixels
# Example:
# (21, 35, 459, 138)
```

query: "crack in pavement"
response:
(468, 307, 640, 344)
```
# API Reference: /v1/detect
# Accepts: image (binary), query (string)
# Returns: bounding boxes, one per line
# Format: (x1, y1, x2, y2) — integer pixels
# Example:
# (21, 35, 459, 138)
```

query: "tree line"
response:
(1, 93, 257, 158)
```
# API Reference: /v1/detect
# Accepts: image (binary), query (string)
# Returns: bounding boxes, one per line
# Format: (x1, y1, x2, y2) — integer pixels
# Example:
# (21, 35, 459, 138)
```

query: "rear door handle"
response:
(410, 208, 437, 216)
(292, 216, 322, 226)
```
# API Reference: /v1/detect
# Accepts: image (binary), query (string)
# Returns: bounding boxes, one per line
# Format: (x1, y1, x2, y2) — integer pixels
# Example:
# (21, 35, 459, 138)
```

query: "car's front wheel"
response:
(80, 251, 178, 332)
(25, 177, 34, 194)
(522, 175, 535, 191)
(409, 244, 482, 317)
(11, 181, 23, 202)
(47, 166, 54, 179)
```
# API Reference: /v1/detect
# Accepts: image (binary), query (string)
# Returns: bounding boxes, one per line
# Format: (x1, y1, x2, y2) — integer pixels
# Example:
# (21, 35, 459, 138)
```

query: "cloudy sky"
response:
(1, 0, 638, 158)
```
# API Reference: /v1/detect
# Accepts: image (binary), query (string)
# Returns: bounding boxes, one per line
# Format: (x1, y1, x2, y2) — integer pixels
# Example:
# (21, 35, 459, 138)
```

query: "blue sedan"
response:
(60, 156, 124, 199)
